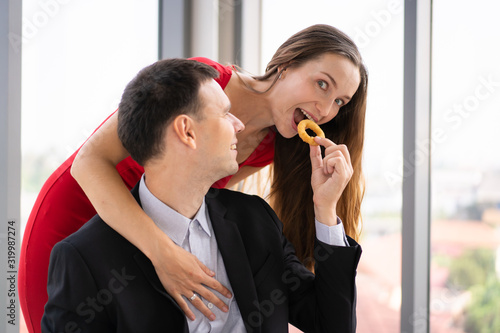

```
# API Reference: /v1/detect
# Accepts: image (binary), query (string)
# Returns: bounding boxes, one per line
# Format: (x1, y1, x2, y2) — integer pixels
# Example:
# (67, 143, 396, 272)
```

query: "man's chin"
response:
(213, 164, 239, 183)
(228, 164, 239, 177)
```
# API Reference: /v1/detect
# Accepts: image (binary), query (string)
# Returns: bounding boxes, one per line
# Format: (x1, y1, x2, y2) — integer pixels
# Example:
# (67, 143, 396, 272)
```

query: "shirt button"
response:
(207, 302, 213, 309)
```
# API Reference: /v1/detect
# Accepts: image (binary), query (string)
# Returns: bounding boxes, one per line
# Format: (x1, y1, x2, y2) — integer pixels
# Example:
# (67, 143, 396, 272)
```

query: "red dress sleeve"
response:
(189, 57, 233, 89)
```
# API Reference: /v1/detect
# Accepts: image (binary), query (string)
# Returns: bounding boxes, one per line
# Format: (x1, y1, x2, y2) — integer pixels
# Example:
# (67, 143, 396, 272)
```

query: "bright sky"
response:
(21, 0, 159, 158)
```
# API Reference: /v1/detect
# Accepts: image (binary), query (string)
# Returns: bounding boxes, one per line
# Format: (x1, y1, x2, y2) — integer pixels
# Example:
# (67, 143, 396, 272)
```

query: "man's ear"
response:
(171, 115, 197, 149)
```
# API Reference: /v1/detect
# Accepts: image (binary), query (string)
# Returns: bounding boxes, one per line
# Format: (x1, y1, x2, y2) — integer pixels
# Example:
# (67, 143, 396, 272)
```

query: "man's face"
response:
(195, 79, 245, 180)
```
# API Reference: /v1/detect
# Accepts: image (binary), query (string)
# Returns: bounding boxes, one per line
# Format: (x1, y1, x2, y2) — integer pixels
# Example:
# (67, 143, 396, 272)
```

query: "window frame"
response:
(1, 1, 22, 332)
(401, 1, 432, 332)
(2, 1, 435, 331)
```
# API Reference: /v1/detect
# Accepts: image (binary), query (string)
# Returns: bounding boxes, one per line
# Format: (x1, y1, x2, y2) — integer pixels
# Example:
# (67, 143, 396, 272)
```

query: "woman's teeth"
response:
(300, 109, 314, 122)
(230, 144, 237, 150)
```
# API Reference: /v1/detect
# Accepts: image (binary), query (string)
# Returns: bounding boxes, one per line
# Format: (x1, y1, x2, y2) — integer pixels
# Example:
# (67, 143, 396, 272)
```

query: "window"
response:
(20, 1, 158, 330)
(21, 0, 158, 231)
(261, 1, 404, 331)
(17, 1, 500, 332)
(430, 1, 500, 332)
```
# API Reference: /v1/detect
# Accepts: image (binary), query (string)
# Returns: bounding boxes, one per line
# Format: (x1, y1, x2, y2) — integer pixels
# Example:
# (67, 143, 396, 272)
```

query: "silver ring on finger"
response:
(189, 293, 198, 302)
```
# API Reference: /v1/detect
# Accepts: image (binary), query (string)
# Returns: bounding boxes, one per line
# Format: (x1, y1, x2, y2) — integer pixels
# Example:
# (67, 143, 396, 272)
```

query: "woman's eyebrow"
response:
(322, 72, 337, 88)
(322, 72, 352, 102)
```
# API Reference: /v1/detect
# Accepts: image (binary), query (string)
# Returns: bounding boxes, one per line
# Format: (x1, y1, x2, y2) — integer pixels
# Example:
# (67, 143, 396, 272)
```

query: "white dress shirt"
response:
(139, 176, 246, 333)
(138, 175, 349, 331)
(315, 217, 350, 246)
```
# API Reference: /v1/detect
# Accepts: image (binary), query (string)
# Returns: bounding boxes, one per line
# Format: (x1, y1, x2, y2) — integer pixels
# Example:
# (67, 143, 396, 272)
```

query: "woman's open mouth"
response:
(293, 108, 315, 127)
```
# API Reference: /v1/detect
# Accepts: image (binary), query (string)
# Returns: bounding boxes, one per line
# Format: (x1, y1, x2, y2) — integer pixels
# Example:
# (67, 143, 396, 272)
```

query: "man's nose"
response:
(230, 113, 245, 133)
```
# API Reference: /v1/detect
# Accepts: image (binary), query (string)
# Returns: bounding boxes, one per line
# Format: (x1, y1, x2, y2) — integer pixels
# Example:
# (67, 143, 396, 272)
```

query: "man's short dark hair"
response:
(117, 58, 219, 165)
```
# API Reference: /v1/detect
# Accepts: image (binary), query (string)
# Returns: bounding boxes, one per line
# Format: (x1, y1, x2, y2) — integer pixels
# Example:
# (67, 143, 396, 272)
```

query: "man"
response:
(42, 58, 361, 333)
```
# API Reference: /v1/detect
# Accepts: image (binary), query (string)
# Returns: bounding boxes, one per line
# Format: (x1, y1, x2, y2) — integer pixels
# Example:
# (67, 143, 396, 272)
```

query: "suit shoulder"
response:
(207, 188, 282, 232)
(209, 188, 268, 208)
(61, 215, 135, 255)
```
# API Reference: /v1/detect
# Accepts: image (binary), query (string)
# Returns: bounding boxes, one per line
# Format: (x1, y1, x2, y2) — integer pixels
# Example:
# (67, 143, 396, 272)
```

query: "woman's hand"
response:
(151, 238, 232, 321)
(309, 136, 353, 225)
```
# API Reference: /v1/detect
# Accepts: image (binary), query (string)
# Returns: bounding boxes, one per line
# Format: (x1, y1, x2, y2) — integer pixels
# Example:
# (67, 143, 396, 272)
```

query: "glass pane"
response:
(431, 1, 500, 332)
(20, 1, 158, 331)
(261, 1, 404, 332)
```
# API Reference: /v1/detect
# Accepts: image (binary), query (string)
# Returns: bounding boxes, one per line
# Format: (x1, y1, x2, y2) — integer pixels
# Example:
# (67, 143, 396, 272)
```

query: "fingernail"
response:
(226, 292, 232, 298)
(223, 306, 229, 312)
(209, 314, 216, 321)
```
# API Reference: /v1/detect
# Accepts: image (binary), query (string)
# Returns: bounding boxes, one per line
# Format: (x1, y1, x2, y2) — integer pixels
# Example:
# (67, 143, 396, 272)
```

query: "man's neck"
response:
(143, 167, 211, 219)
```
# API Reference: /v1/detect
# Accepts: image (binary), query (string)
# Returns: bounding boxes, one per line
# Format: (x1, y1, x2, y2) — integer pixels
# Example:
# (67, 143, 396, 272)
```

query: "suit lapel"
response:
(206, 193, 261, 333)
(133, 252, 179, 305)
(131, 183, 261, 332)
(130, 184, 171, 299)
(130, 184, 190, 332)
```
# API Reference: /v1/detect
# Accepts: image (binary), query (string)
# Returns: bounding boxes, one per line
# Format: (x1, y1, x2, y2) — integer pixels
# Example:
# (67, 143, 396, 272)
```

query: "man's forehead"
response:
(200, 79, 229, 109)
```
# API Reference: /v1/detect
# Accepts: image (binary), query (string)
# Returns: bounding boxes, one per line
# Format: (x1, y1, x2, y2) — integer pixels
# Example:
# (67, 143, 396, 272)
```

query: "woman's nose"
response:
(317, 99, 338, 119)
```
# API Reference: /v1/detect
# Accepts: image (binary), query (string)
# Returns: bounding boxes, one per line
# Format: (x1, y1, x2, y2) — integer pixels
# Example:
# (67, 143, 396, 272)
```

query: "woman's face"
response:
(270, 53, 361, 138)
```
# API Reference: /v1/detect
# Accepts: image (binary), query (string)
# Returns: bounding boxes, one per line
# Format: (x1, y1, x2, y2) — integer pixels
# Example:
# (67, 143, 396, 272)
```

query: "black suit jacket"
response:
(42, 185, 361, 333)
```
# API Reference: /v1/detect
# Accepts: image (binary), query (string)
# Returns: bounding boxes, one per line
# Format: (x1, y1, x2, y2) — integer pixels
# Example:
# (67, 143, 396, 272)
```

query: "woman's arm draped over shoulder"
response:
(71, 112, 231, 320)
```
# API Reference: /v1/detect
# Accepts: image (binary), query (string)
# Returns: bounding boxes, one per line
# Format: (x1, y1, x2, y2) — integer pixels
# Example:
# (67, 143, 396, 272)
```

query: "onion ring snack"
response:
(297, 119, 325, 146)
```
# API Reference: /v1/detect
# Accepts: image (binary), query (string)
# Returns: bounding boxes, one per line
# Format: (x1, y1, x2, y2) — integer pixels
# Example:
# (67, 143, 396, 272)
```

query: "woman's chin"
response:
(276, 124, 297, 139)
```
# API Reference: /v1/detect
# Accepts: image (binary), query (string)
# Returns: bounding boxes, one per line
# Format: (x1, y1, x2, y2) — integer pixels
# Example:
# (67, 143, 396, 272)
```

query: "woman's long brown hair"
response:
(253, 24, 368, 269)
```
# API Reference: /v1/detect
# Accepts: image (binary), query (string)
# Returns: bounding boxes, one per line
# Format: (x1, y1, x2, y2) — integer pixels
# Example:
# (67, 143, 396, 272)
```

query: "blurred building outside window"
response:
(430, 1, 500, 332)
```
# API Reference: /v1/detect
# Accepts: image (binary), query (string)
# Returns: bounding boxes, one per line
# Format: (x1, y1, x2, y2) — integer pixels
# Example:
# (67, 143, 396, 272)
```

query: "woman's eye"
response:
(335, 98, 344, 106)
(318, 80, 328, 90)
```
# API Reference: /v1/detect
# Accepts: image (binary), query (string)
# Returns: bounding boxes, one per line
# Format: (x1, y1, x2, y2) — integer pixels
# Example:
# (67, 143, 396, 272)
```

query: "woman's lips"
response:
(291, 116, 298, 132)
(292, 108, 303, 131)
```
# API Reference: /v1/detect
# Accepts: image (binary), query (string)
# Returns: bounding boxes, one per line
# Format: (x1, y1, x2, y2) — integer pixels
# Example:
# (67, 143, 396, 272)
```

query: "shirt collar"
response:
(138, 175, 211, 246)
(193, 199, 212, 237)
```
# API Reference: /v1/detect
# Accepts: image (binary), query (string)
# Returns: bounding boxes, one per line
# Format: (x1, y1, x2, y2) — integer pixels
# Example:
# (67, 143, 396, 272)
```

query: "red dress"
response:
(18, 57, 275, 333)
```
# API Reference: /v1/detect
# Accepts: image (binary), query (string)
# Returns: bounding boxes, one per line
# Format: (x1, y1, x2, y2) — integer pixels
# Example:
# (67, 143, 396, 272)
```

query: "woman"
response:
(19, 24, 367, 332)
